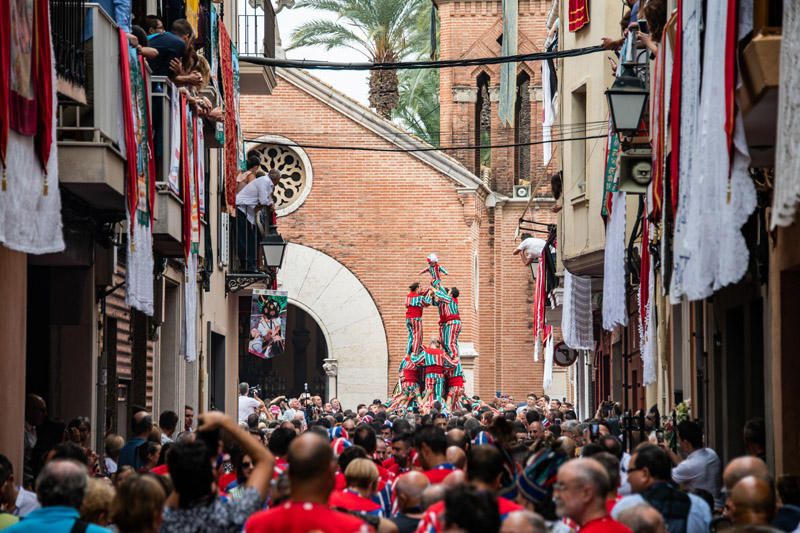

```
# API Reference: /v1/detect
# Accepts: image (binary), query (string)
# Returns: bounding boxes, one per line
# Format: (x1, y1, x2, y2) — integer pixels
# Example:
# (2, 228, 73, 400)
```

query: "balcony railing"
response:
(237, 0, 276, 58)
(225, 208, 276, 293)
(51, 0, 87, 92)
(57, 4, 123, 147)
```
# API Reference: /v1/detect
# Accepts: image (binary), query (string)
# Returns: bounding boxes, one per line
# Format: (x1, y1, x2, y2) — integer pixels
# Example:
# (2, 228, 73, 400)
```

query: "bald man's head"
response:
(500, 510, 547, 533)
(288, 433, 335, 488)
(395, 471, 429, 511)
(421, 483, 446, 509)
(616, 503, 667, 533)
(723, 456, 771, 490)
(447, 429, 468, 450)
(447, 446, 467, 470)
(730, 475, 775, 525)
(443, 469, 466, 488)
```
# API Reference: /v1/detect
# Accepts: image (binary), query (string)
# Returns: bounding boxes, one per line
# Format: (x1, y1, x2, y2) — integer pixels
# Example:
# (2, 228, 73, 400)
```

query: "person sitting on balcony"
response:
(147, 18, 191, 78)
(235, 155, 277, 272)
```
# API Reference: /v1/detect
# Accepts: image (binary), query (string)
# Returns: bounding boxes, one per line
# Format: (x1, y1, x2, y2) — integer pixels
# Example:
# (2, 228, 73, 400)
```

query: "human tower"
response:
(387, 254, 469, 411)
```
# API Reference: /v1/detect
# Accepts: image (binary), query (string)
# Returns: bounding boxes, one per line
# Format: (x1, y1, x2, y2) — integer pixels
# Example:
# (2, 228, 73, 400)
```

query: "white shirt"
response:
(671, 447, 723, 508)
(104, 457, 118, 475)
(516, 237, 547, 262)
(238, 395, 261, 424)
(14, 487, 40, 517)
(235, 176, 274, 224)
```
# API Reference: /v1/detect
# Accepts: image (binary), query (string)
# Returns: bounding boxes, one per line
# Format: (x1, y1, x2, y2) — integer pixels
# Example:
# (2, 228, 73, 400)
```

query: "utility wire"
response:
(241, 133, 607, 153)
(239, 45, 605, 71)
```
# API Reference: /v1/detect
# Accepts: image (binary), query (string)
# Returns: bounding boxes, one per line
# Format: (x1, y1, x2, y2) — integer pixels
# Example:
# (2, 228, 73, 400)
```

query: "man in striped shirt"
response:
(432, 283, 461, 360)
(405, 282, 432, 358)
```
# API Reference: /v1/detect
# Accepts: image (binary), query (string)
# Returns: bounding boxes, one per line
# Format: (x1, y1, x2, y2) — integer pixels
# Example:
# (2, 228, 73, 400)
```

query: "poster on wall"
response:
(248, 289, 287, 359)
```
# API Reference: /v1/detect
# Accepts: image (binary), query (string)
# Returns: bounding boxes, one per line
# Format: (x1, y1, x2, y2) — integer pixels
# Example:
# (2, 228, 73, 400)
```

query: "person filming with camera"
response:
(238, 382, 266, 425)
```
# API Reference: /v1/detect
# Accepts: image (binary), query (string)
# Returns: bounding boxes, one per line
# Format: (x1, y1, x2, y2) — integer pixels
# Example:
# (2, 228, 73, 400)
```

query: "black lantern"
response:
(605, 69, 648, 136)
(260, 230, 287, 268)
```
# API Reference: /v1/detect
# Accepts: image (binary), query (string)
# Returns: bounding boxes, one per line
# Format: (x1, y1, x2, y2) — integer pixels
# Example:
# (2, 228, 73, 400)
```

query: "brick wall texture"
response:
(240, 0, 556, 401)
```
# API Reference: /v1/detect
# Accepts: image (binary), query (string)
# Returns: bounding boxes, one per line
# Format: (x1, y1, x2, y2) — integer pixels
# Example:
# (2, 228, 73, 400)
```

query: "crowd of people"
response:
(2, 388, 798, 532)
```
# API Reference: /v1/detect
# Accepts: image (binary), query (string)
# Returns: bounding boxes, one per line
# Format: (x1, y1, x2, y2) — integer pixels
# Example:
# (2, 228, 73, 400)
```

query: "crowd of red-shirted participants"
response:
(1, 387, 796, 533)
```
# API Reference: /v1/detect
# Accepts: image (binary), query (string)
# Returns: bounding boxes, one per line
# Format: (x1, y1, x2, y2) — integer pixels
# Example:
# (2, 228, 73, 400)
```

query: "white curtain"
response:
(772, 0, 800, 228)
(603, 191, 628, 330)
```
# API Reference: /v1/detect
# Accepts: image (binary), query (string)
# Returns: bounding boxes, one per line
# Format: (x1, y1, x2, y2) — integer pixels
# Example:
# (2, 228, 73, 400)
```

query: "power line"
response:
(239, 45, 605, 71)
(241, 133, 607, 153)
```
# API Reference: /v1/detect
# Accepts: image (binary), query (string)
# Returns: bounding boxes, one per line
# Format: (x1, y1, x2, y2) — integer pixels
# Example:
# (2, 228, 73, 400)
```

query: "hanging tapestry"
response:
(542, 38, 558, 167)
(498, 0, 517, 127)
(185, 0, 199, 37)
(542, 325, 554, 391)
(231, 44, 245, 172)
(601, 119, 620, 219)
(167, 82, 181, 194)
(773, 1, 800, 228)
(602, 191, 627, 330)
(248, 289, 288, 359)
(0, 0, 63, 254)
(119, 31, 155, 315)
(219, 21, 237, 210)
(196, 114, 205, 217)
(562, 270, 594, 350)
(568, 0, 589, 32)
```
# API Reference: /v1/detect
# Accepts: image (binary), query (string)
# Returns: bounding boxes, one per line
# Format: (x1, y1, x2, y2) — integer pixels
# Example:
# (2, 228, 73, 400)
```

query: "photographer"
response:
(238, 382, 265, 425)
(162, 411, 275, 532)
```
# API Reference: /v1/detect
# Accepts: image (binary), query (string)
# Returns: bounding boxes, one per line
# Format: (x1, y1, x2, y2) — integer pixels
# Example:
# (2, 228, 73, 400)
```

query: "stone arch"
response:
(276, 243, 389, 408)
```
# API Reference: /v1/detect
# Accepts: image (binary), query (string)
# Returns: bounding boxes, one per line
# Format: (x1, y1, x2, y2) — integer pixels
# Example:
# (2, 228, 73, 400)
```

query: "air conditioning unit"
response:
(618, 148, 652, 194)
(513, 185, 530, 199)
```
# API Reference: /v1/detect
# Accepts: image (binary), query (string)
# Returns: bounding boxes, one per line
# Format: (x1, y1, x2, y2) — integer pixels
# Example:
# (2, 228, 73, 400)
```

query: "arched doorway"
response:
(238, 303, 329, 399)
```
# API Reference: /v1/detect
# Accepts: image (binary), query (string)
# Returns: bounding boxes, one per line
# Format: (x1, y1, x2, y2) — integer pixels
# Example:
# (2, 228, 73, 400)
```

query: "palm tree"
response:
(289, 0, 426, 118)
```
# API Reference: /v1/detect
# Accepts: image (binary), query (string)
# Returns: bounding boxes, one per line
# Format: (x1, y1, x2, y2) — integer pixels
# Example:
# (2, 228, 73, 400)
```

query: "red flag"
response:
(668, 0, 683, 214)
(34, 0, 53, 173)
(568, 0, 590, 32)
(0, 0, 9, 173)
(219, 22, 238, 211)
(119, 30, 139, 225)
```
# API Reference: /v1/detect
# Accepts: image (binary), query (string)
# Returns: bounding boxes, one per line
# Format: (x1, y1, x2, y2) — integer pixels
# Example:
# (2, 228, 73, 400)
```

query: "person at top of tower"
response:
(405, 282, 432, 358)
(419, 253, 448, 284)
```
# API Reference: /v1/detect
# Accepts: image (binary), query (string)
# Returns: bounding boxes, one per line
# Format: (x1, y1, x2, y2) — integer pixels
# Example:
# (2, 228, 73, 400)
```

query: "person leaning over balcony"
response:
(146, 18, 191, 78)
(234, 156, 277, 271)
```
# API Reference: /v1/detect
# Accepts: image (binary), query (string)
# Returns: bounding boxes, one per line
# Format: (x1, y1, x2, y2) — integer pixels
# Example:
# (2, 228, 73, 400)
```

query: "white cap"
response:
(427, 253, 439, 263)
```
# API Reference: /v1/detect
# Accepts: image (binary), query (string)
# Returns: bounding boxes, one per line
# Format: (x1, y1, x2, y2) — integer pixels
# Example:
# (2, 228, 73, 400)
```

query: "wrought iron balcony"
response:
(225, 209, 281, 293)
(237, 0, 277, 94)
(51, 0, 87, 102)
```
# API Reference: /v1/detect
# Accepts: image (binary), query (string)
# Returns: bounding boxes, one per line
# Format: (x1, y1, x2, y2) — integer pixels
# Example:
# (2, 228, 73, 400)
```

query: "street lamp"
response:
(605, 68, 648, 137)
(260, 229, 287, 269)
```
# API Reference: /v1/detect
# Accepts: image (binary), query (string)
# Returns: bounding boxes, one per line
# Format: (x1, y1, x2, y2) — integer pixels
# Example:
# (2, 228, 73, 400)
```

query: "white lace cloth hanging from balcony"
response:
(0, 37, 64, 254)
(562, 270, 594, 350)
(773, 1, 800, 228)
(183, 253, 198, 362)
(126, 213, 154, 315)
(639, 233, 657, 386)
(603, 191, 628, 331)
(670, 0, 755, 303)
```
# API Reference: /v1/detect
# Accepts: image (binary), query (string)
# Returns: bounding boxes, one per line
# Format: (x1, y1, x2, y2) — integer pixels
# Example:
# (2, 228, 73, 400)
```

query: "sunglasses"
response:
(242, 462, 253, 468)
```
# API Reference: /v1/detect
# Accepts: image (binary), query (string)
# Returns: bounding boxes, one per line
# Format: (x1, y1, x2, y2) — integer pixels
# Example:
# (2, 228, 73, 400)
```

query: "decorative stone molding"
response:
(453, 86, 478, 103)
(322, 358, 339, 377)
(246, 134, 314, 217)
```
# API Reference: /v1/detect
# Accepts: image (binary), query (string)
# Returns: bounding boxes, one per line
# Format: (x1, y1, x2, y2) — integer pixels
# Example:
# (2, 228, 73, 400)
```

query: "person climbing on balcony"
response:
(513, 234, 547, 266)
(235, 154, 276, 272)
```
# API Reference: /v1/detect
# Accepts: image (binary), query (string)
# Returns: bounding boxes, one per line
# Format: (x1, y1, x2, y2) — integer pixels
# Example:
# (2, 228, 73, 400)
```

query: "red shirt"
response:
(580, 516, 633, 533)
(150, 464, 169, 476)
(245, 501, 374, 533)
(423, 463, 458, 485)
(272, 457, 288, 479)
(416, 495, 522, 532)
(329, 489, 383, 515)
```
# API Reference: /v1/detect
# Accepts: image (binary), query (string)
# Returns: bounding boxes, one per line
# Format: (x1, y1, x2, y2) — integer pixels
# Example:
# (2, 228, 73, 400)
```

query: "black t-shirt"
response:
(147, 32, 186, 77)
(390, 513, 421, 533)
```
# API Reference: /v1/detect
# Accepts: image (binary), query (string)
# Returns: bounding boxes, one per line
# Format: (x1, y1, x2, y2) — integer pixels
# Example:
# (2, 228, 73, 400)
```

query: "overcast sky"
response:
(275, 6, 371, 106)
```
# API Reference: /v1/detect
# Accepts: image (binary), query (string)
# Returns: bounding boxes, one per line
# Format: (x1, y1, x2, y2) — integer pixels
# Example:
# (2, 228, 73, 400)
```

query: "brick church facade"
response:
(240, 0, 562, 403)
